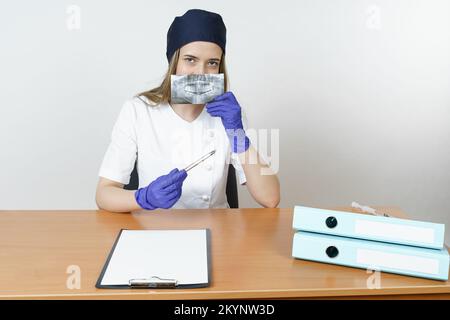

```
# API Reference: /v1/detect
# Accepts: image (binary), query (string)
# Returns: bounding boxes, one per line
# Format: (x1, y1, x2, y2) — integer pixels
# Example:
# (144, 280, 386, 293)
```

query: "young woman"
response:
(95, 9, 280, 212)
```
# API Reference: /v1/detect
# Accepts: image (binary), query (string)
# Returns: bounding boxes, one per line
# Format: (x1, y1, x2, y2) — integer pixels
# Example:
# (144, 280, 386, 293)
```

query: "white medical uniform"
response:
(98, 96, 247, 209)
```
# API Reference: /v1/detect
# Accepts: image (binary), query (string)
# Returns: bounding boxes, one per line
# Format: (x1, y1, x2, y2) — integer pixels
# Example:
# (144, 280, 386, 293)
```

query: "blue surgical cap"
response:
(166, 9, 227, 62)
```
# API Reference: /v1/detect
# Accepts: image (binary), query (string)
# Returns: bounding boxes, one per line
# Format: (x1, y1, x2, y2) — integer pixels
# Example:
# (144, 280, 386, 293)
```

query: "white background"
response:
(1, 1, 449, 243)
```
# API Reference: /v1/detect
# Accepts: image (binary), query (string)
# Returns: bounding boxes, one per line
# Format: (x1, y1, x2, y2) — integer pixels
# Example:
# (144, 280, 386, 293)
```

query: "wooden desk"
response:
(0, 207, 449, 299)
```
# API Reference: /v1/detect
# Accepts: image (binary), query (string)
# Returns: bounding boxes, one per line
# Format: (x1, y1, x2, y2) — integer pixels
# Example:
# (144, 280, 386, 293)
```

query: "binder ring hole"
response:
(326, 246, 339, 258)
(326, 216, 338, 229)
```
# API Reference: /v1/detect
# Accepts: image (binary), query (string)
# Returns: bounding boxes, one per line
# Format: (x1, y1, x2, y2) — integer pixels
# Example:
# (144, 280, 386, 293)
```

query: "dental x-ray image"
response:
(171, 73, 224, 104)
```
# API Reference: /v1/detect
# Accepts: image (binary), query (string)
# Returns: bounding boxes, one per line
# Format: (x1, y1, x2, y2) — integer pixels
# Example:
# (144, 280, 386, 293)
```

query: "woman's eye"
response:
(208, 61, 219, 67)
(185, 58, 195, 63)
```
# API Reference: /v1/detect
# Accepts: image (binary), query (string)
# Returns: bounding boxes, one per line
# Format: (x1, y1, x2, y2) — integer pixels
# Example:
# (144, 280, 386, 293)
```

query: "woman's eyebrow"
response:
(183, 54, 220, 61)
(183, 54, 199, 60)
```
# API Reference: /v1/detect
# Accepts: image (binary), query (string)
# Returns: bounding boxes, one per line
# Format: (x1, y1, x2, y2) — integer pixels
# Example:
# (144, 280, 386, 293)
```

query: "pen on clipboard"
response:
(184, 150, 216, 172)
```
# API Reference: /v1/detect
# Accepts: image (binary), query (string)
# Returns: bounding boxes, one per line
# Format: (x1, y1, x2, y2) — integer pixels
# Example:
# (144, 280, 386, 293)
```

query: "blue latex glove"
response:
(206, 91, 250, 153)
(134, 168, 187, 210)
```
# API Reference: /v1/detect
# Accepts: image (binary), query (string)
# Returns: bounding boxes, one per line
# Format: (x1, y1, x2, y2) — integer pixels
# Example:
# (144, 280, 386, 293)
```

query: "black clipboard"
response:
(95, 229, 211, 289)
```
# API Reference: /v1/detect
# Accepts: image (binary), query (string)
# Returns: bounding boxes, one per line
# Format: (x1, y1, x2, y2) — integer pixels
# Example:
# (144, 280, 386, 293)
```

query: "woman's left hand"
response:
(206, 91, 250, 153)
(207, 93, 279, 207)
(205, 91, 244, 131)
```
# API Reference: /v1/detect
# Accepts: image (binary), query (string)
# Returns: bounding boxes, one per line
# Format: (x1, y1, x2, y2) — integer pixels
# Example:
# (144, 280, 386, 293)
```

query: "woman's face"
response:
(176, 41, 222, 75)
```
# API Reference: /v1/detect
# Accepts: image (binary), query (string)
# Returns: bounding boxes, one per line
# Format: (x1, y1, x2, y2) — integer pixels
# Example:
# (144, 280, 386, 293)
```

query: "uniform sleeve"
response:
(98, 100, 137, 185)
(230, 108, 249, 185)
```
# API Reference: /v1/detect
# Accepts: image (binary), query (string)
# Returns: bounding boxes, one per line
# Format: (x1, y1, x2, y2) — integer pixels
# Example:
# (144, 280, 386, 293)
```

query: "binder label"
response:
(354, 220, 435, 244)
(356, 249, 440, 275)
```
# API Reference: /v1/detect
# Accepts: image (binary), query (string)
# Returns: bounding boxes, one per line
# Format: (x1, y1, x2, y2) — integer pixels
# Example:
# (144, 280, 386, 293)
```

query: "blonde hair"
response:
(137, 48, 229, 105)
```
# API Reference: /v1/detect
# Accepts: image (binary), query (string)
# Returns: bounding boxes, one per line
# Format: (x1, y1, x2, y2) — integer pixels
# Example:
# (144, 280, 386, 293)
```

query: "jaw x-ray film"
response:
(171, 74, 224, 104)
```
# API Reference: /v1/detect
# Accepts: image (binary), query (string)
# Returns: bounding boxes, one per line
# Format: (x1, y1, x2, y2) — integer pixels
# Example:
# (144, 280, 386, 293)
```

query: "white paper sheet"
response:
(100, 229, 209, 286)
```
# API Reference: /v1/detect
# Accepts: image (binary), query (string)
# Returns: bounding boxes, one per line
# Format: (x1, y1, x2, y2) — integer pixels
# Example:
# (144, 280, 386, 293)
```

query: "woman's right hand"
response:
(134, 168, 188, 210)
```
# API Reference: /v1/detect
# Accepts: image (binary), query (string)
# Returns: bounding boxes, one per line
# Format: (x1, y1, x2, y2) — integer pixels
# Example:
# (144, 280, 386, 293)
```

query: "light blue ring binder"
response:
(293, 205, 445, 249)
(292, 231, 449, 281)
